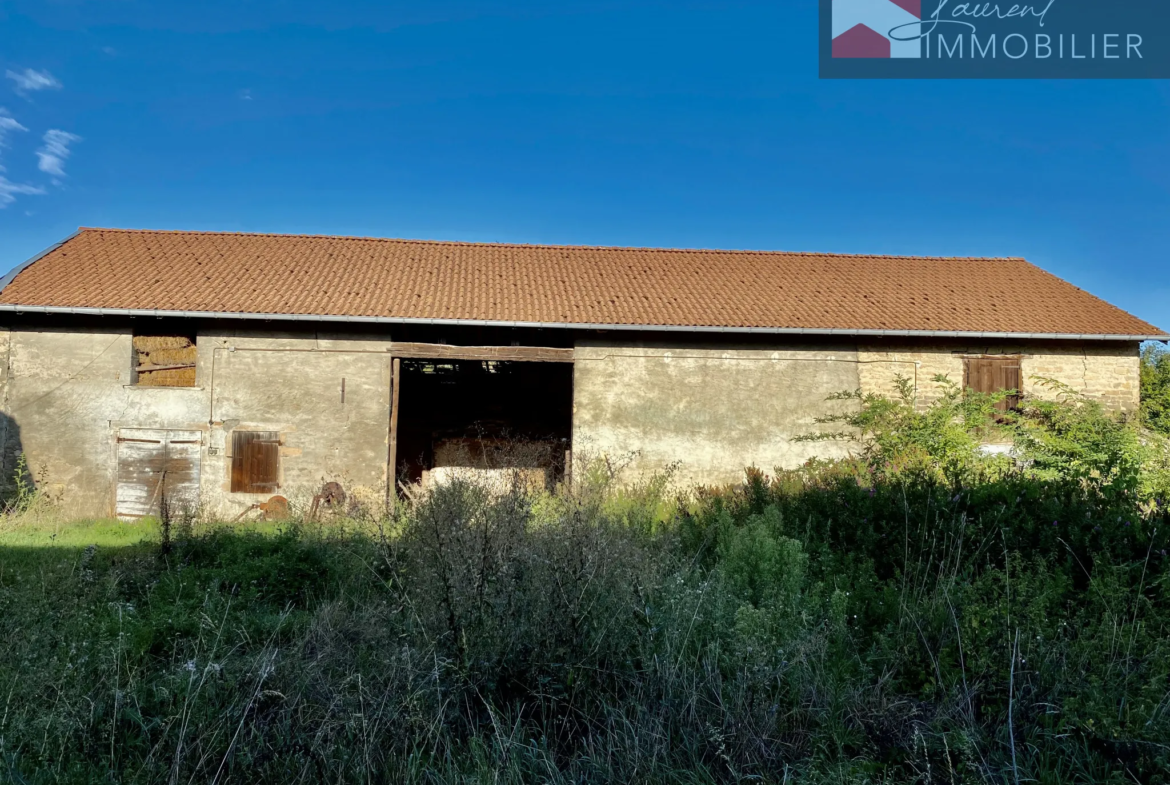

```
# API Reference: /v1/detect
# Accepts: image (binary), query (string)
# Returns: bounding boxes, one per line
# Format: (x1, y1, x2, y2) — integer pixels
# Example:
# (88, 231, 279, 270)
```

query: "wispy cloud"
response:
(0, 177, 45, 207)
(0, 108, 28, 150)
(5, 68, 62, 96)
(36, 129, 81, 180)
(0, 108, 43, 207)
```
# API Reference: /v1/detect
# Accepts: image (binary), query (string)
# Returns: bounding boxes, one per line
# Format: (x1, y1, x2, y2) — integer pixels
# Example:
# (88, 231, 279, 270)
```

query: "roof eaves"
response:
(0, 304, 1164, 342)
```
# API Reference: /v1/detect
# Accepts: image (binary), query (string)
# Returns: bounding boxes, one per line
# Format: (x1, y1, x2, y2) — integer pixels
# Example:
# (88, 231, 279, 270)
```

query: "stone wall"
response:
(856, 342, 1141, 414)
(0, 325, 1145, 518)
(0, 326, 393, 518)
(571, 341, 861, 487)
(198, 331, 393, 517)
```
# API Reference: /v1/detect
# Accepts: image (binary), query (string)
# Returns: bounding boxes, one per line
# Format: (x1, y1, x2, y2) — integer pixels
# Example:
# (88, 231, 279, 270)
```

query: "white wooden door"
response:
(116, 429, 202, 520)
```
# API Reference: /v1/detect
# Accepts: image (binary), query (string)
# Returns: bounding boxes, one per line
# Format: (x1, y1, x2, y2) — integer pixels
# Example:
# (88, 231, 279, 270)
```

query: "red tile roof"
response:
(0, 228, 1162, 338)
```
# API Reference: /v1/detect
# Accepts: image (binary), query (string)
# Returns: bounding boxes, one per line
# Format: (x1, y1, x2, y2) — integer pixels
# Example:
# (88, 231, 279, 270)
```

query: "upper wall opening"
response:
(132, 329, 197, 387)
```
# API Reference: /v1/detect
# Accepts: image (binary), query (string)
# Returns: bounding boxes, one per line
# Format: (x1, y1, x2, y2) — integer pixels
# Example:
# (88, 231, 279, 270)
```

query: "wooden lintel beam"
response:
(389, 343, 574, 362)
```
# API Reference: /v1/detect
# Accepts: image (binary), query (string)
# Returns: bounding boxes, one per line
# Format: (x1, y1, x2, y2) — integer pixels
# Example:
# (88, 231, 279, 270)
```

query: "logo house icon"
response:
(832, 0, 922, 58)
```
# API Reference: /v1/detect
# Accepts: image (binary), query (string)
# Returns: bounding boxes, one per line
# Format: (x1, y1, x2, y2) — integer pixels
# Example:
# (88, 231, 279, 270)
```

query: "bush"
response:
(1014, 377, 1147, 500)
(1142, 342, 1170, 436)
(797, 373, 1013, 485)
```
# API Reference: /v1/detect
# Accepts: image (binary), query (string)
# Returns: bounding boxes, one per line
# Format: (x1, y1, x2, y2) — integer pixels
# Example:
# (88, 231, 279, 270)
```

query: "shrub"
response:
(1014, 377, 1146, 500)
(1142, 342, 1170, 436)
(798, 374, 1013, 485)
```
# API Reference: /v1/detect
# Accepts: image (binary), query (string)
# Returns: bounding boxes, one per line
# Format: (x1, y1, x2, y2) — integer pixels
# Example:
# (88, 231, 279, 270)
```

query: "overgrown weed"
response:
(2, 385, 1170, 782)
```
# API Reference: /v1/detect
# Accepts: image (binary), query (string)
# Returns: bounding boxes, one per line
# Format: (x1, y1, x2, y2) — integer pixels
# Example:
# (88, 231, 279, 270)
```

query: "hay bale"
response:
(142, 347, 197, 366)
(133, 334, 197, 387)
(133, 335, 193, 352)
(137, 367, 196, 387)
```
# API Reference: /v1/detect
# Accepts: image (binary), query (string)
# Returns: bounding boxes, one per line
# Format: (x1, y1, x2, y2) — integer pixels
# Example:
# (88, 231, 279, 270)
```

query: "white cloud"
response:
(0, 176, 45, 207)
(36, 129, 81, 179)
(5, 68, 62, 95)
(0, 108, 28, 150)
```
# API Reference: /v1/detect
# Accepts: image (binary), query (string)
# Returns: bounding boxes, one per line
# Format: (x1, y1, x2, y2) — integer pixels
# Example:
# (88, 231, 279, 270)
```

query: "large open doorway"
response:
(392, 357, 573, 491)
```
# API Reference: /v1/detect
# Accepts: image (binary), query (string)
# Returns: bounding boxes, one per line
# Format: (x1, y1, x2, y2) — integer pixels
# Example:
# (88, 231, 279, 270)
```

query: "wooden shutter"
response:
(116, 429, 202, 519)
(231, 431, 280, 493)
(964, 357, 1021, 412)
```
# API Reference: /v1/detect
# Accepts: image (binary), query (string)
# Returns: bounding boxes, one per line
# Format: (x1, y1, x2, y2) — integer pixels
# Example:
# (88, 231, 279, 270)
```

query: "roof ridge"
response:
(75, 227, 1027, 262)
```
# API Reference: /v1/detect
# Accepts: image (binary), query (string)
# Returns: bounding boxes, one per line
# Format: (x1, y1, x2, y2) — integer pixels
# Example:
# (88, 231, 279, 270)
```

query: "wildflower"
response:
(184, 660, 196, 673)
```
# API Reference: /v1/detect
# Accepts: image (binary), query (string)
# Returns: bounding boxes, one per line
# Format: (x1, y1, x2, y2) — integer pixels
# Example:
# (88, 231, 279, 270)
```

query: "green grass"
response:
(5, 376, 1170, 782)
(0, 515, 307, 548)
(0, 516, 161, 548)
(1, 471, 1168, 784)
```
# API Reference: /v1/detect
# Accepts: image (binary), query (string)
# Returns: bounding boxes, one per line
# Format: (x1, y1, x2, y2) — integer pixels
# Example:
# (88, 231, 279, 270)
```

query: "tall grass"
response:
(1, 462, 1167, 784)
(3, 379, 1170, 783)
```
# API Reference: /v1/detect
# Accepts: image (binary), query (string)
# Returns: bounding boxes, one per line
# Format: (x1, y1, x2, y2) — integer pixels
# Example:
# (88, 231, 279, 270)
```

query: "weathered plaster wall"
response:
(0, 326, 1145, 518)
(200, 331, 392, 517)
(0, 326, 393, 518)
(857, 342, 1141, 414)
(0, 327, 207, 517)
(572, 341, 861, 487)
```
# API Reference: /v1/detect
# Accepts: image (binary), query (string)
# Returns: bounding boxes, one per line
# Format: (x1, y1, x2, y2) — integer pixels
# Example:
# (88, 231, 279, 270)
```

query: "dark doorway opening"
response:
(394, 359, 573, 489)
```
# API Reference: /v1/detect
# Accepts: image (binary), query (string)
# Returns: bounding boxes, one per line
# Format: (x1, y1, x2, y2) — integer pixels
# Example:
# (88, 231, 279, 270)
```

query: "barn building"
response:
(0, 228, 1163, 519)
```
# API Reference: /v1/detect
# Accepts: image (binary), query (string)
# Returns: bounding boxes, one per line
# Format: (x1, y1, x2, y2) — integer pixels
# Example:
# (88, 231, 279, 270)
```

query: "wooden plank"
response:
(253, 435, 280, 491)
(999, 360, 1022, 411)
(116, 429, 202, 520)
(389, 342, 573, 363)
(136, 362, 197, 373)
(116, 430, 167, 520)
(387, 357, 401, 502)
(230, 431, 249, 492)
(162, 431, 202, 516)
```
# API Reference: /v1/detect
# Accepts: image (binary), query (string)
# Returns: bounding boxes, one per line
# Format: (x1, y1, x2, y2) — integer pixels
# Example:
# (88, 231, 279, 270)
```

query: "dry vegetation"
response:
(2, 372, 1170, 783)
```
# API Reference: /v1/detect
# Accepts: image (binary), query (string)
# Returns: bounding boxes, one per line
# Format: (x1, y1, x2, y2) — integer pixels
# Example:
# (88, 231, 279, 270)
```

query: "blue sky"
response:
(1, 0, 1167, 330)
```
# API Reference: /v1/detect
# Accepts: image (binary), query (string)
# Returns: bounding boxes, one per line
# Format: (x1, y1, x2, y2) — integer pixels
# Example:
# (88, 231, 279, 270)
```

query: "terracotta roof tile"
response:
(0, 227, 1162, 337)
